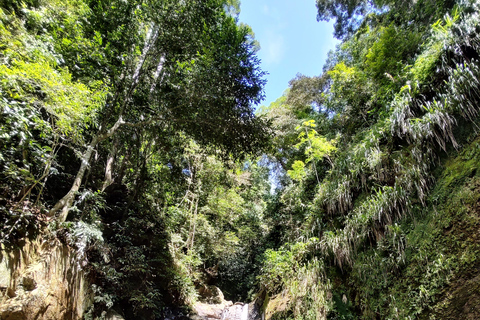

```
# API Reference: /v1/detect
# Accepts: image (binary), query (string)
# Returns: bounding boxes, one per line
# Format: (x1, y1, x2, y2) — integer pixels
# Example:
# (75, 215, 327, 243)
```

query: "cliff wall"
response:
(0, 237, 91, 320)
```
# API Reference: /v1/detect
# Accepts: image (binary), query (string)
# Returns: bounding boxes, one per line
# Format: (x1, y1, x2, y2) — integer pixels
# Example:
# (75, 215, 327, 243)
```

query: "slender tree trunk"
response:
(149, 55, 165, 94)
(187, 161, 202, 250)
(117, 150, 130, 185)
(189, 195, 199, 250)
(48, 116, 125, 221)
(129, 137, 153, 205)
(101, 136, 119, 192)
(305, 128, 321, 185)
(48, 136, 99, 221)
(48, 24, 163, 222)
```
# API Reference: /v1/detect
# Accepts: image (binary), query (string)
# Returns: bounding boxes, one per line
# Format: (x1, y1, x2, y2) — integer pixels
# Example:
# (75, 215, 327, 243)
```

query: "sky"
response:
(238, 0, 339, 108)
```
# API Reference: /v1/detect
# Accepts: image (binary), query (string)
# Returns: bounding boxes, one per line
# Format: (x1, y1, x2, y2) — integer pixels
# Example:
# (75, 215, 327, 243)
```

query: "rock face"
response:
(431, 272, 480, 319)
(190, 285, 233, 320)
(0, 238, 92, 320)
(0, 237, 264, 320)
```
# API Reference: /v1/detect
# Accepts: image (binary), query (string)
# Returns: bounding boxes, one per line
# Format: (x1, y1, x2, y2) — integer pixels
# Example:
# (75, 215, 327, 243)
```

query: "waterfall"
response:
(221, 308, 229, 320)
(241, 303, 249, 320)
(220, 303, 249, 320)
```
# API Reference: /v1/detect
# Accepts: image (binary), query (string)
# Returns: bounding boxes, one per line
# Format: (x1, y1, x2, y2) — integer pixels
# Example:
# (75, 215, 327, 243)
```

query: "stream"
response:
(221, 303, 249, 320)
(163, 285, 263, 320)
(189, 300, 258, 320)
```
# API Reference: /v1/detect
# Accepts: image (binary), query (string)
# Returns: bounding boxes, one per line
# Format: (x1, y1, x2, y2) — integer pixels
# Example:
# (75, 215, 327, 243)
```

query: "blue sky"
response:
(238, 0, 339, 108)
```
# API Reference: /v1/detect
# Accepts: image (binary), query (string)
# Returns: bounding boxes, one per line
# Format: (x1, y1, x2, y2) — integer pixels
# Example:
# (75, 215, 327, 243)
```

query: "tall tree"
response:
(49, 0, 270, 221)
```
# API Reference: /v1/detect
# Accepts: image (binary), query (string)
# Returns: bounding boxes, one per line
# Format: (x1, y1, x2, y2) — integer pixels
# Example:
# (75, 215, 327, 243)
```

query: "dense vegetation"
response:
(0, 0, 271, 317)
(257, 0, 480, 318)
(2, 0, 480, 319)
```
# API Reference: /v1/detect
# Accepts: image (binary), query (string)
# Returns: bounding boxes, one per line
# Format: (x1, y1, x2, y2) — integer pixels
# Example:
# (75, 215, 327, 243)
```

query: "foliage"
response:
(3, 0, 480, 319)
(0, 0, 273, 318)
(259, 240, 331, 320)
(259, 0, 480, 318)
(0, 3, 106, 205)
(295, 120, 336, 165)
(287, 160, 307, 182)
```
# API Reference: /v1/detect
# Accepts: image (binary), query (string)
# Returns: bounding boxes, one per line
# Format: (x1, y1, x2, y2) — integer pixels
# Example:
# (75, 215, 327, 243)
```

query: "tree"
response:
(49, 0, 271, 221)
(316, 0, 371, 39)
(316, 0, 456, 39)
(290, 120, 336, 183)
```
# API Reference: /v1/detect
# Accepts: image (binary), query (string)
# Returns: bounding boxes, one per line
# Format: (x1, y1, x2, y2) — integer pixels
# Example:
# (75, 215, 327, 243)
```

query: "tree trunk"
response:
(48, 136, 98, 221)
(48, 116, 125, 221)
(101, 136, 119, 192)
(48, 24, 164, 222)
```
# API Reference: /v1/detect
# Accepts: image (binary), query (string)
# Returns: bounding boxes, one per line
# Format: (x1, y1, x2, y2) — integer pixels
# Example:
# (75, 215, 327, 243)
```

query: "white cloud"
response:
(262, 30, 285, 65)
(263, 4, 269, 14)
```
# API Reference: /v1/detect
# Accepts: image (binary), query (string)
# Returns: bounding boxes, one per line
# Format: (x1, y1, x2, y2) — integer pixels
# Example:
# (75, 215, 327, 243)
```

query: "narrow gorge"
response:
(2, 0, 480, 319)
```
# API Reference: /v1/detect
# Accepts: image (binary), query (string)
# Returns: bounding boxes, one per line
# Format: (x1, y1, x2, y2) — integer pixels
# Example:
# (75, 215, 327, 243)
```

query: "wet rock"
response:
(190, 286, 262, 320)
(192, 286, 234, 320)
(198, 284, 225, 304)
(105, 309, 125, 320)
(192, 302, 224, 319)
(221, 303, 249, 320)
(6, 287, 15, 298)
(162, 307, 191, 320)
(247, 289, 266, 320)
(247, 301, 262, 320)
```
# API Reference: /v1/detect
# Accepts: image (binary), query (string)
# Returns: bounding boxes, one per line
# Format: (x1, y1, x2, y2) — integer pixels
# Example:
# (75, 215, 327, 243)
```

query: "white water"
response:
(241, 303, 248, 320)
(221, 308, 228, 320)
(221, 303, 249, 320)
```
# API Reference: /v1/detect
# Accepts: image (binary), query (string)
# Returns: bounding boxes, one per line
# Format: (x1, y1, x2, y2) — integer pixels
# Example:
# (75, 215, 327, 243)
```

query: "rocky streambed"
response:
(191, 301, 247, 320)
(0, 237, 263, 320)
(165, 285, 263, 320)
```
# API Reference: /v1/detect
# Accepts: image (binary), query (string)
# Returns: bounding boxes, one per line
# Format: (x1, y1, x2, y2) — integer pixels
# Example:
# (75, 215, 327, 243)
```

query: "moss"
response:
(430, 140, 480, 206)
(265, 292, 292, 320)
(336, 136, 480, 319)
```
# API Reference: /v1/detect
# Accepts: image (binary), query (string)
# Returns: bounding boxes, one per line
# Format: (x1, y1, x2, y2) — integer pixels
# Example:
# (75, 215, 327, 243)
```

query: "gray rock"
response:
(105, 309, 125, 320)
